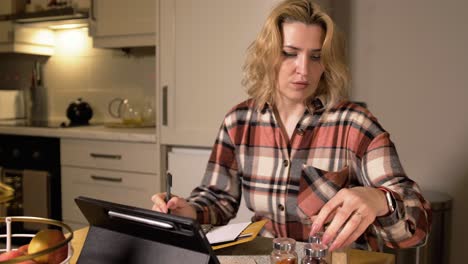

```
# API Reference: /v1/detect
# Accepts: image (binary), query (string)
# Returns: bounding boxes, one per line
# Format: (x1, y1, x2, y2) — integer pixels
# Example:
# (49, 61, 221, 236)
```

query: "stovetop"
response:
(0, 119, 101, 128)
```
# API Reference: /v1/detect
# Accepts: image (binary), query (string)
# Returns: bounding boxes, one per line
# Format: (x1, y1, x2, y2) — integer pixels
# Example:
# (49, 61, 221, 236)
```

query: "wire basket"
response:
(0, 216, 73, 264)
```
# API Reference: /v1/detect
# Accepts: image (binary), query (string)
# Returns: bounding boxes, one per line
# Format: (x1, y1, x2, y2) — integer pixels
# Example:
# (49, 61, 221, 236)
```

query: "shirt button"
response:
(297, 128, 305, 135)
(278, 204, 285, 211)
(283, 160, 289, 167)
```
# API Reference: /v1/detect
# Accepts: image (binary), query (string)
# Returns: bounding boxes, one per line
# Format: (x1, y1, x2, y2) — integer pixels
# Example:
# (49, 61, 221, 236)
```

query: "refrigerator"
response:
(167, 147, 252, 224)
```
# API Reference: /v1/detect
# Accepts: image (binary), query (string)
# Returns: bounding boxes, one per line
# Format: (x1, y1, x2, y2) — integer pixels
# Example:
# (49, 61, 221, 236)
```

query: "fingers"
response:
(328, 211, 368, 251)
(310, 191, 345, 236)
(337, 215, 371, 251)
(310, 187, 383, 251)
(167, 196, 197, 219)
(151, 193, 169, 213)
(166, 196, 184, 210)
(321, 207, 353, 245)
(151, 193, 194, 218)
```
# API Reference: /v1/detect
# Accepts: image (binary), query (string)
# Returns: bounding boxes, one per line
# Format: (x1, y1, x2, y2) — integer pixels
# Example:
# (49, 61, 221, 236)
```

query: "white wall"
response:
(336, 1, 468, 263)
(42, 27, 155, 123)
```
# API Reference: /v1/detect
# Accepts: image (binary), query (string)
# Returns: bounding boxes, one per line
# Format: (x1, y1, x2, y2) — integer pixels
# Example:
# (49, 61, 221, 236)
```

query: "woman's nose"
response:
(295, 55, 308, 75)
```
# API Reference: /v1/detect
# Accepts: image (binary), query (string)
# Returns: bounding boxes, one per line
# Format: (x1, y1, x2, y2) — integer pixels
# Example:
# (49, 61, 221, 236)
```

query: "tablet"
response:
(74, 196, 220, 264)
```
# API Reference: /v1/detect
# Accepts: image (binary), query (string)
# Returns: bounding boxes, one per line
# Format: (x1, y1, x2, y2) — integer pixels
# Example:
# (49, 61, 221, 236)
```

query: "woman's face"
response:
(276, 22, 325, 105)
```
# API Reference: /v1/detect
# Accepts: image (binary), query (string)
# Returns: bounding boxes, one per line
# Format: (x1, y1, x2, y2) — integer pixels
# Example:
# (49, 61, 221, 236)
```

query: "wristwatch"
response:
(378, 187, 396, 215)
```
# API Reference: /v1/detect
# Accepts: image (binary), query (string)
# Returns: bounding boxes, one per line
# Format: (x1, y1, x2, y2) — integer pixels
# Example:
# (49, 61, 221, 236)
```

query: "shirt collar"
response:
(310, 97, 325, 113)
(260, 97, 325, 114)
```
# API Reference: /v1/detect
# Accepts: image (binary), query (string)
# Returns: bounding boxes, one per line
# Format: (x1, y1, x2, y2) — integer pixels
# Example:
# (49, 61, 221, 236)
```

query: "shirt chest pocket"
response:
(296, 165, 350, 219)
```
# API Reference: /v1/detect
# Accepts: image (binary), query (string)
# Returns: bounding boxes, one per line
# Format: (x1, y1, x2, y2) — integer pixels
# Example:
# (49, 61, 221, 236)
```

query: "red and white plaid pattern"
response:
(188, 98, 430, 249)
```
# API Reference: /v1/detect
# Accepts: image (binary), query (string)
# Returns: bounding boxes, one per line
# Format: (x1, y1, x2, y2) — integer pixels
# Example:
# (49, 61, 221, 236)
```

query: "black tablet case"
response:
(75, 196, 220, 264)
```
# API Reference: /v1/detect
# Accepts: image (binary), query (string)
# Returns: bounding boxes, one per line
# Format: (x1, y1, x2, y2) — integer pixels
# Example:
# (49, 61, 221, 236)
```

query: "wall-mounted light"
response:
(54, 27, 89, 55)
(48, 23, 87, 30)
(15, 18, 90, 55)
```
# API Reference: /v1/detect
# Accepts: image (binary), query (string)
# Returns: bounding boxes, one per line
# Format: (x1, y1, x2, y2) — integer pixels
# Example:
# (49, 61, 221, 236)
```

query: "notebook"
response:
(206, 220, 267, 250)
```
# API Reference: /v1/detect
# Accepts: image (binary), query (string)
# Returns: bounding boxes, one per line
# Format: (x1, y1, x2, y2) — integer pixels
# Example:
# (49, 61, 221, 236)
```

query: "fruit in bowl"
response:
(28, 229, 67, 264)
(0, 244, 35, 263)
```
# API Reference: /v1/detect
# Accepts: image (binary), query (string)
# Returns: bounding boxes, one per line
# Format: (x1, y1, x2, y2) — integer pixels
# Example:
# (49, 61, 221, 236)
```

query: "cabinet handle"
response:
(90, 175, 123, 183)
(90, 0, 96, 21)
(162, 85, 168, 126)
(90, 153, 122, 160)
(8, 29, 14, 42)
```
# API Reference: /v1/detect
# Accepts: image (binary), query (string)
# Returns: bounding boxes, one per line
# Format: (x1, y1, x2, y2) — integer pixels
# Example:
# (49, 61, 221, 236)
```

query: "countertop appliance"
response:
(0, 90, 25, 120)
(0, 94, 98, 128)
(66, 98, 93, 126)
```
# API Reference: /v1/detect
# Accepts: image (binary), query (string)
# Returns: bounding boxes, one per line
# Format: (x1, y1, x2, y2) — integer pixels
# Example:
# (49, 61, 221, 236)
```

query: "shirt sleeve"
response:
(362, 132, 432, 249)
(186, 118, 241, 225)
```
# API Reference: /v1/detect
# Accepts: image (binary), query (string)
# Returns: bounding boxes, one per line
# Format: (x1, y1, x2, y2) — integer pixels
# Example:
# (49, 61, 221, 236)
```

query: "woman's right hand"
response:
(151, 193, 197, 219)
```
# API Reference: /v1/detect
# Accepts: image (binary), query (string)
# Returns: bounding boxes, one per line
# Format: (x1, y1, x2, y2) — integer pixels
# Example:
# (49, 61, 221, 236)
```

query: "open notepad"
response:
(203, 220, 267, 250)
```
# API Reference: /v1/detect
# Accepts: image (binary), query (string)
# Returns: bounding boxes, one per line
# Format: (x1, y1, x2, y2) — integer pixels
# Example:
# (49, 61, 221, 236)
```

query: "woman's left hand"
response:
(310, 186, 389, 251)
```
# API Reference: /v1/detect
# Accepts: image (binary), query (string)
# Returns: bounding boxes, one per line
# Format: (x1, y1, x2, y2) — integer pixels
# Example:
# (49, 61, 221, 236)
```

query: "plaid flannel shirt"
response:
(188, 98, 431, 249)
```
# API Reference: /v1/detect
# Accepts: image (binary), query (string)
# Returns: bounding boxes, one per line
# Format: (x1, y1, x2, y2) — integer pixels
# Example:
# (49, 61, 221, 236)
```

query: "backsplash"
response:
(0, 27, 155, 123)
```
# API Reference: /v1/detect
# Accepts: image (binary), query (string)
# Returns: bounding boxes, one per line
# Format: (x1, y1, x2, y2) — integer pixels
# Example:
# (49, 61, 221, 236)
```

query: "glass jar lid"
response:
(304, 243, 328, 258)
(273, 237, 296, 251)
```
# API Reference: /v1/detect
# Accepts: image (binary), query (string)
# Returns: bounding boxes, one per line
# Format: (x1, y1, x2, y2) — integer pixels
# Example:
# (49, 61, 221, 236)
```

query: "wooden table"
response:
(70, 227, 394, 264)
(69, 227, 89, 264)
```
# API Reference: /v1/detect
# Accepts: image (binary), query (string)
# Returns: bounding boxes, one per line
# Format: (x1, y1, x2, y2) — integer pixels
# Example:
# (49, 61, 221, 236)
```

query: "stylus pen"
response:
(166, 172, 172, 214)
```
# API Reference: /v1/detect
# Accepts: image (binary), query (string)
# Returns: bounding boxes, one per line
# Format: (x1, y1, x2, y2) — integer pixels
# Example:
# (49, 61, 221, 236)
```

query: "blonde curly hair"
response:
(242, 0, 349, 110)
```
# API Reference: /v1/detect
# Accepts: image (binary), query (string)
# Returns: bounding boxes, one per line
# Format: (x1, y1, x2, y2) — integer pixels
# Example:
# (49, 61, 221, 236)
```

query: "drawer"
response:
(61, 166, 159, 225)
(61, 139, 157, 173)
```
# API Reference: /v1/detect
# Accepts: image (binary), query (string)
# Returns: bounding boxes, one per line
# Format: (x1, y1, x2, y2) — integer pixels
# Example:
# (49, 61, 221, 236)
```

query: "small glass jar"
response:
(308, 231, 324, 244)
(301, 243, 328, 264)
(270, 237, 298, 264)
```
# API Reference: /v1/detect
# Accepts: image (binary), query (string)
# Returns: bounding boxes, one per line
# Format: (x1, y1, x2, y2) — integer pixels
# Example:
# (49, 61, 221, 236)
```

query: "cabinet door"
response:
(89, 0, 157, 47)
(159, 0, 279, 147)
(0, 21, 12, 43)
(61, 166, 159, 228)
(61, 139, 158, 174)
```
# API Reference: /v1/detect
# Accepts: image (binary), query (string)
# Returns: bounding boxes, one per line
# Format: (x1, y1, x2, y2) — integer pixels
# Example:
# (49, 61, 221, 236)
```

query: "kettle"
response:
(108, 98, 143, 125)
(66, 98, 93, 125)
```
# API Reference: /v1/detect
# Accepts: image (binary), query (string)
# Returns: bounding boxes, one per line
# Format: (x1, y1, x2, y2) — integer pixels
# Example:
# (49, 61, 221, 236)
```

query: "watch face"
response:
(385, 191, 396, 213)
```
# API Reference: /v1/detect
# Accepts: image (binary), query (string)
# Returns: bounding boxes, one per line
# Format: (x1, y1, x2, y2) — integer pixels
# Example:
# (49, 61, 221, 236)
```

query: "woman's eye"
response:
(282, 51, 296, 57)
(310, 54, 321, 61)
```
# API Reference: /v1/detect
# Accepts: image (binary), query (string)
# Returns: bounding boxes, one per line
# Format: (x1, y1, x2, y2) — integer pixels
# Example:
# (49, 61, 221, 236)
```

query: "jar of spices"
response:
(301, 243, 328, 264)
(270, 237, 298, 264)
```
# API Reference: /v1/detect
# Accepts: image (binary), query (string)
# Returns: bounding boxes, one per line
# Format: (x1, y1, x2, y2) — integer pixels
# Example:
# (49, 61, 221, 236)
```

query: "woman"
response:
(152, 0, 431, 251)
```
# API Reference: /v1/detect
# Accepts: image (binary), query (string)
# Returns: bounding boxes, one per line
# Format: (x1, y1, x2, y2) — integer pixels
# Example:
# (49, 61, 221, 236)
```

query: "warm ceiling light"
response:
(49, 23, 87, 30)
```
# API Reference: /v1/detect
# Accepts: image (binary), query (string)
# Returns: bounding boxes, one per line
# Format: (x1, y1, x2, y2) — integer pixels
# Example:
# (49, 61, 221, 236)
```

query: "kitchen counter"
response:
(0, 125, 157, 143)
(70, 227, 395, 264)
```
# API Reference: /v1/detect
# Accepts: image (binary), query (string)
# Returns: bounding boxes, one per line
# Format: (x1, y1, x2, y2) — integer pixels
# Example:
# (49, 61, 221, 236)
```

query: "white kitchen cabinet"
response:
(159, 0, 279, 147)
(60, 138, 159, 230)
(0, 21, 54, 55)
(158, 0, 335, 147)
(89, 0, 158, 48)
(61, 139, 157, 173)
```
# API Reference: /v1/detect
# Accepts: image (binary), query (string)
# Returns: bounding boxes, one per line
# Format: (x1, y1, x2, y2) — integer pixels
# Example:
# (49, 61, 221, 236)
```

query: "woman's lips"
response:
(292, 81, 309, 89)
